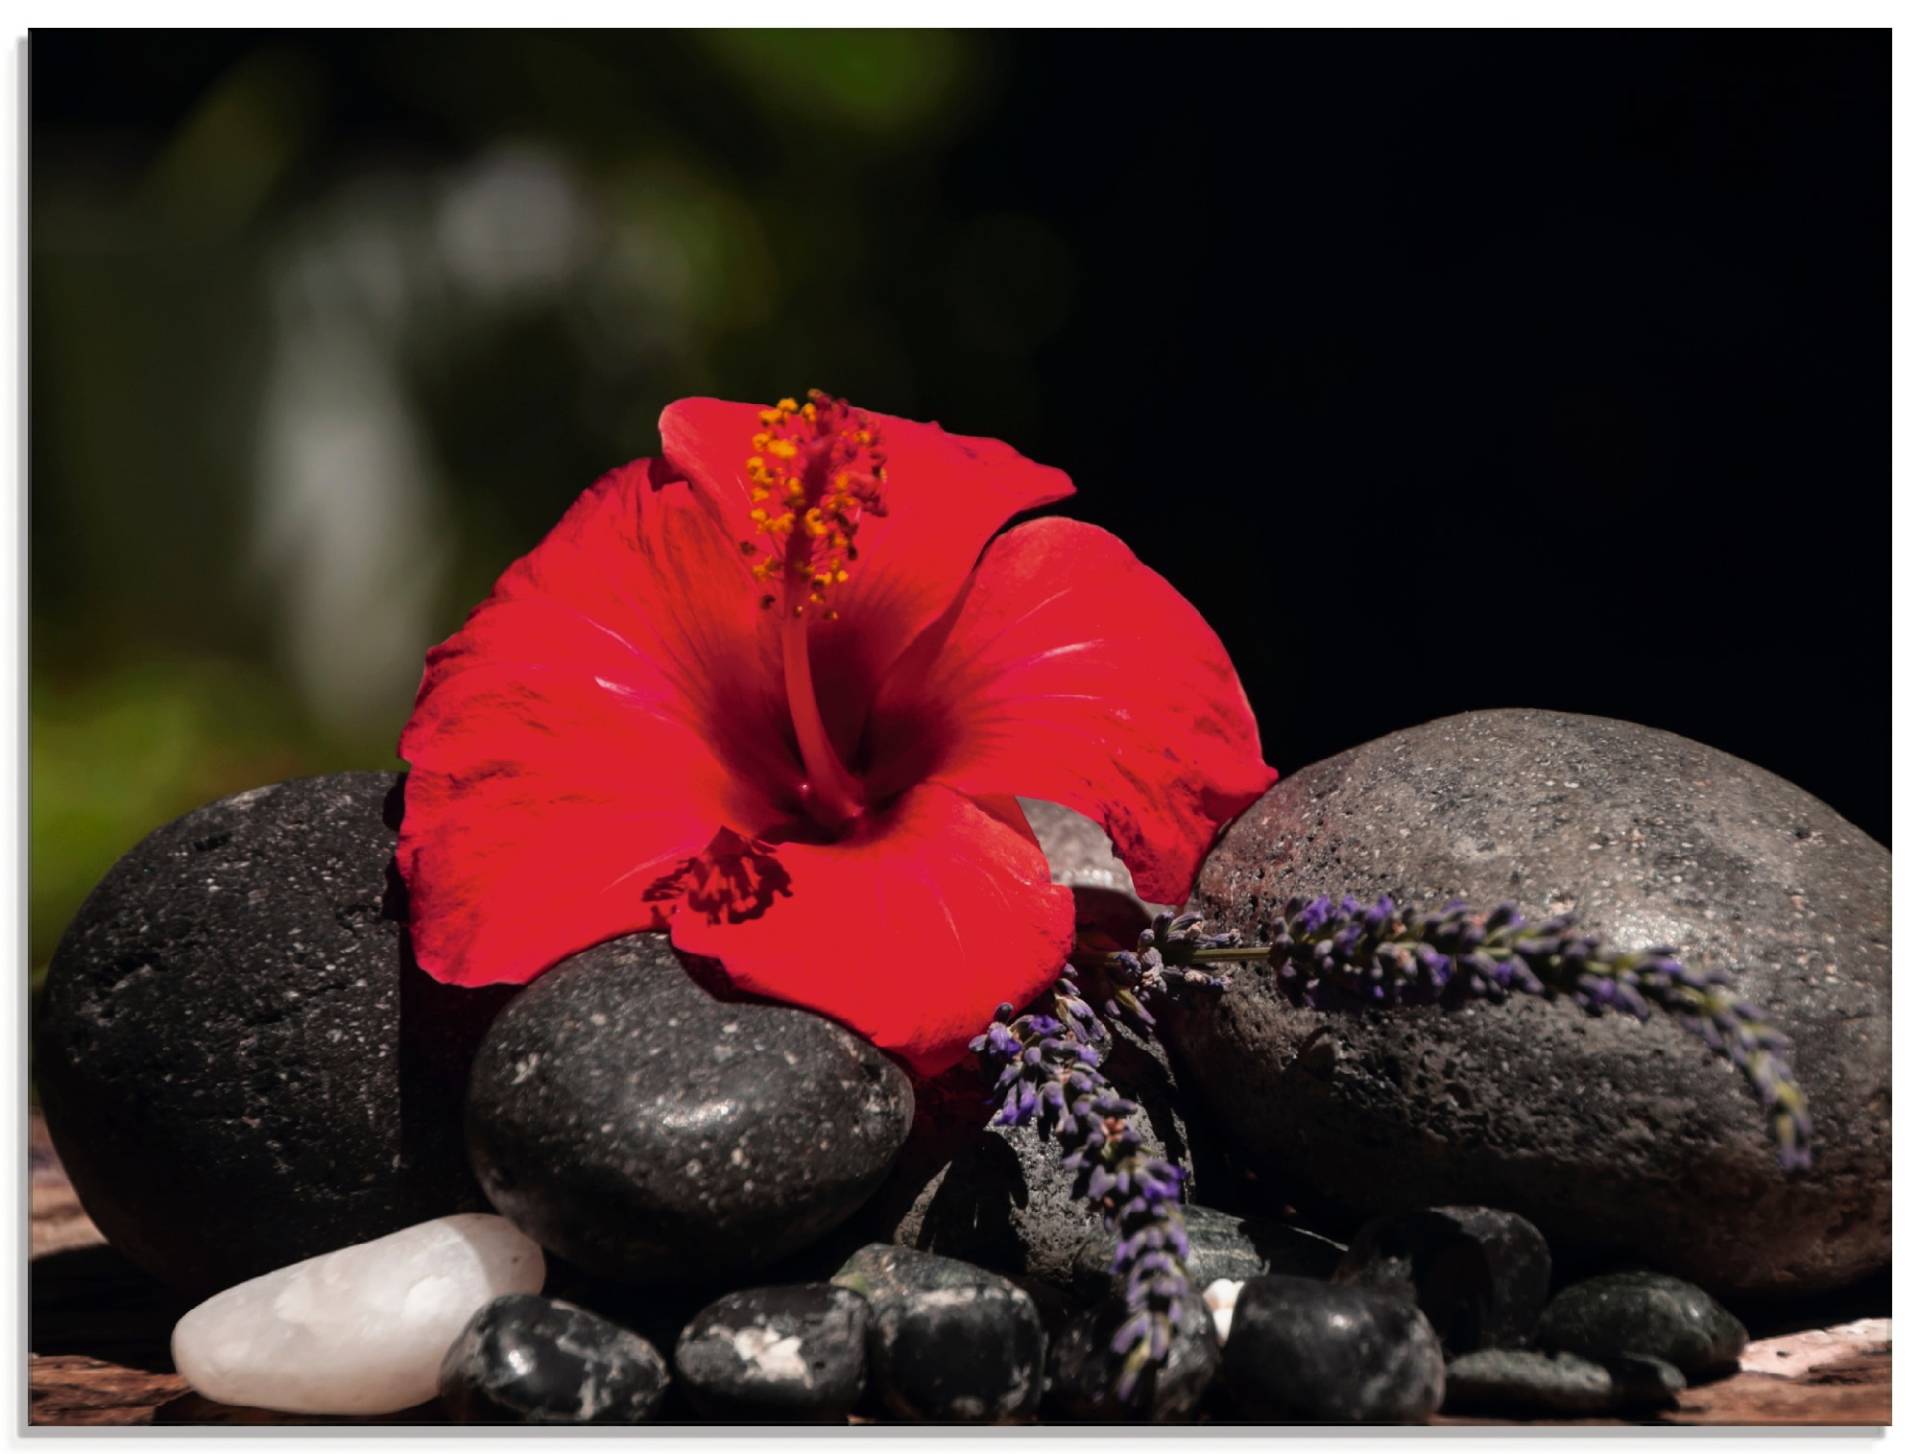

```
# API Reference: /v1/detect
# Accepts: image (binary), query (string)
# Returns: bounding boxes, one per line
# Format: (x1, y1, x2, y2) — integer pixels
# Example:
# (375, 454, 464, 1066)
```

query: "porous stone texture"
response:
(1536, 1271, 1748, 1381)
(1167, 710, 1890, 1296)
(438, 1293, 670, 1425)
(851, 1030, 1197, 1292)
(867, 1281, 1046, 1424)
(1220, 1274, 1446, 1423)
(673, 1284, 869, 1423)
(35, 773, 512, 1298)
(1044, 1290, 1219, 1423)
(465, 934, 913, 1286)
(1333, 1206, 1552, 1355)
(170, 1214, 545, 1416)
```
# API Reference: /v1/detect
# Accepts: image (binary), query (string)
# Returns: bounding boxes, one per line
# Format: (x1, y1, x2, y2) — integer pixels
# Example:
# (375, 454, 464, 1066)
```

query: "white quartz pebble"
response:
(171, 1213, 545, 1415)
(1203, 1277, 1244, 1344)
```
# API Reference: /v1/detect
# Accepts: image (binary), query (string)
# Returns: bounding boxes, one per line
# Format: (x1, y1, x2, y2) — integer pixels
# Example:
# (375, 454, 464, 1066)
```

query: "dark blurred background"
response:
(30, 29, 1890, 973)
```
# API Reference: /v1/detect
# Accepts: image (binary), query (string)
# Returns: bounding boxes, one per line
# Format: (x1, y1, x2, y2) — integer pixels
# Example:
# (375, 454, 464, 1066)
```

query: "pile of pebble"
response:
(32, 706, 1890, 1424)
(161, 1194, 1753, 1424)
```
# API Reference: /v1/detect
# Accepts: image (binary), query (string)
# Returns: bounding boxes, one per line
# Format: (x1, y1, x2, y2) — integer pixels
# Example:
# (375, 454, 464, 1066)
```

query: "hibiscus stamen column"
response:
(740, 392, 891, 832)
(781, 609, 865, 828)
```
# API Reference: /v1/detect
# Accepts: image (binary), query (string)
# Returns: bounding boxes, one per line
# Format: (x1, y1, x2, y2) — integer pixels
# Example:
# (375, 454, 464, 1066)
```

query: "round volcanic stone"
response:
(35, 773, 511, 1297)
(1167, 709, 1890, 1295)
(465, 934, 914, 1286)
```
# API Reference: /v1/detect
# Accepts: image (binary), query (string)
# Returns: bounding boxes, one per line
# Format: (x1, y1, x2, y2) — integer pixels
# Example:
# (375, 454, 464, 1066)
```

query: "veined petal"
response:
(398, 462, 791, 987)
(668, 783, 1075, 1076)
(658, 396, 1076, 754)
(864, 517, 1278, 906)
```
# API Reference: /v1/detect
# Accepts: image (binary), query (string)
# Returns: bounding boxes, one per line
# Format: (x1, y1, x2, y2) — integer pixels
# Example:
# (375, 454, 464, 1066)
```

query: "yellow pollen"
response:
(737, 390, 887, 614)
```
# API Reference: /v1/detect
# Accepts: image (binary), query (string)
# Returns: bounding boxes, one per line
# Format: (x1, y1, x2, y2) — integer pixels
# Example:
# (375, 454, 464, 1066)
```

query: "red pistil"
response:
(783, 607, 866, 830)
(745, 390, 889, 830)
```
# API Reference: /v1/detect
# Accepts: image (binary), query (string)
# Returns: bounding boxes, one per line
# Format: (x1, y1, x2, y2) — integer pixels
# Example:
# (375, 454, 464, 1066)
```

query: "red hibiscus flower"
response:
(397, 393, 1276, 1075)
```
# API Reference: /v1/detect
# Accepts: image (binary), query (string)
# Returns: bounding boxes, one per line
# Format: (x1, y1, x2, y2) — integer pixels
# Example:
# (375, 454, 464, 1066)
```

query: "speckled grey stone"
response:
(673, 1283, 869, 1423)
(1333, 1206, 1552, 1355)
(438, 1293, 670, 1425)
(1535, 1271, 1747, 1381)
(1044, 1290, 1220, 1423)
(867, 1280, 1046, 1423)
(1167, 710, 1890, 1295)
(1443, 1344, 1681, 1413)
(1019, 798, 1168, 913)
(465, 934, 914, 1285)
(1221, 1274, 1446, 1423)
(1070, 1203, 1341, 1302)
(34, 773, 509, 1298)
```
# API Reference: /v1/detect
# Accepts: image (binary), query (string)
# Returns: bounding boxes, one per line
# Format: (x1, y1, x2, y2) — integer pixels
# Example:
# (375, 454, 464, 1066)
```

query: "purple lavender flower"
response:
(968, 960, 1201, 1407)
(1255, 893, 1813, 1172)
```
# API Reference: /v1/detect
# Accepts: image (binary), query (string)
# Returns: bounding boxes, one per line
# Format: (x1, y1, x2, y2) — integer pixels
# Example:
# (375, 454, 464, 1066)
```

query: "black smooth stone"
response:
(864, 1274, 1046, 1424)
(1443, 1348, 1686, 1417)
(674, 1284, 869, 1423)
(1044, 1290, 1219, 1424)
(34, 773, 511, 1297)
(1443, 1349, 1614, 1416)
(1333, 1205, 1552, 1354)
(465, 934, 914, 1285)
(1221, 1275, 1445, 1424)
(1605, 1353, 1689, 1410)
(1535, 1271, 1747, 1381)
(438, 1293, 670, 1425)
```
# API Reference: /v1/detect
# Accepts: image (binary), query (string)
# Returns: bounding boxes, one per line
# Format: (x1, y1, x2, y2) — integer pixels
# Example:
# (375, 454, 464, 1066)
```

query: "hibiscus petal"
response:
(658, 396, 1076, 753)
(398, 462, 790, 987)
(864, 517, 1279, 907)
(668, 783, 1075, 1076)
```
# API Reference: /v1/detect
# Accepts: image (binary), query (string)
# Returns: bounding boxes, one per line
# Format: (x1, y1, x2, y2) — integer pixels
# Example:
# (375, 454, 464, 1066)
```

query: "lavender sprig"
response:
(1127, 894, 1813, 1172)
(968, 963, 1198, 1405)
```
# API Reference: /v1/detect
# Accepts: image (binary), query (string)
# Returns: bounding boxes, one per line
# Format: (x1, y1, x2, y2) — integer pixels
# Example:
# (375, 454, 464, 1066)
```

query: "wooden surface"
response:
(28, 1113, 1891, 1427)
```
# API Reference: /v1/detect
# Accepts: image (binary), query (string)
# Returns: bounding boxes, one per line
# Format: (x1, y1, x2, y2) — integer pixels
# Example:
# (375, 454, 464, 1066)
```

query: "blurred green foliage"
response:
(31, 30, 1028, 969)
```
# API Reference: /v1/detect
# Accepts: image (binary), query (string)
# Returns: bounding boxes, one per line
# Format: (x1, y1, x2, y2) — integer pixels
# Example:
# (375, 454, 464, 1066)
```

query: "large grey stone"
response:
(34, 773, 510, 1298)
(1165, 710, 1890, 1295)
(465, 934, 914, 1286)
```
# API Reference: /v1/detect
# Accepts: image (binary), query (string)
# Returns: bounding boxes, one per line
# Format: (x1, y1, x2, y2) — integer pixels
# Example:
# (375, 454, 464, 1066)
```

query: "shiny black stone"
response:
(865, 1276, 1046, 1424)
(465, 935, 914, 1285)
(438, 1293, 670, 1425)
(1333, 1205, 1551, 1354)
(674, 1284, 868, 1423)
(1221, 1275, 1445, 1423)
(1535, 1271, 1747, 1381)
